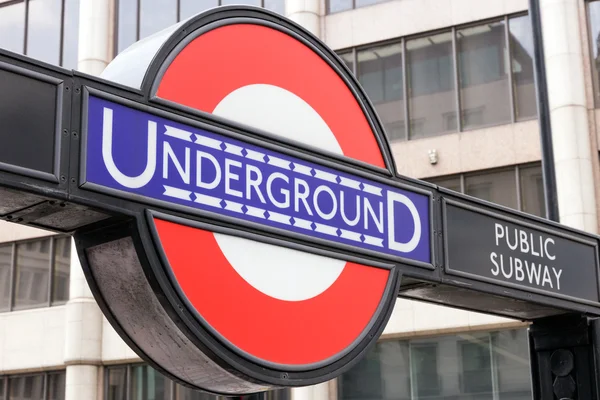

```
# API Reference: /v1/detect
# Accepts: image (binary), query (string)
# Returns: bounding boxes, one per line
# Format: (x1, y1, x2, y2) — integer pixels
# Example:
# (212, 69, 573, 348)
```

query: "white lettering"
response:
(196, 150, 221, 190)
(514, 258, 524, 281)
(501, 256, 513, 279)
(495, 223, 504, 247)
(545, 238, 556, 261)
(340, 191, 360, 226)
(519, 230, 529, 254)
(294, 178, 313, 215)
(224, 159, 242, 198)
(506, 227, 518, 251)
(266, 172, 290, 209)
(525, 260, 541, 286)
(313, 185, 337, 220)
(364, 198, 384, 234)
(245, 164, 266, 204)
(552, 267, 563, 290)
(387, 191, 421, 253)
(542, 266, 553, 288)
(490, 252, 500, 276)
(162, 142, 190, 184)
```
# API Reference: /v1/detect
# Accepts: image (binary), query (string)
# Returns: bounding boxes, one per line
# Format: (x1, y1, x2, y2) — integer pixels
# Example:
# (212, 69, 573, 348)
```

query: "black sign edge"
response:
(441, 197, 600, 307)
(145, 208, 400, 373)
(0, 59, 63, 183)
(78, 86, 436, 270)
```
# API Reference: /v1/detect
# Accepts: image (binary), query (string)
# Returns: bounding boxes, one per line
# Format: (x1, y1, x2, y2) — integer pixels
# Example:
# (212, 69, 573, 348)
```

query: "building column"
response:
(65, 2, 113, 399)
(540, 0, 598, 233)
(285, 0, 321, 39)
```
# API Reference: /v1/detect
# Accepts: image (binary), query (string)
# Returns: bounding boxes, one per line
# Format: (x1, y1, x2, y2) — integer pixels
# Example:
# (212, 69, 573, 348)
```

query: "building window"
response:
(0, 236, 70, 313)
(116, 0, 285, 55)
(338, 329, 532, 400)
(426, 163, 546, 217)
(337, 13, 536, 143)
(0, 0, 80, 69)
(106, 364, 291, 400)
(0, 371, 65, 400)
(327, 0, 389, 15)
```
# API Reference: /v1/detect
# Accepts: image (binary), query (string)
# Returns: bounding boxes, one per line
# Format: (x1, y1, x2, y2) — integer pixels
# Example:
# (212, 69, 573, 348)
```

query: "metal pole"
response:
(528, 0, 560, 222)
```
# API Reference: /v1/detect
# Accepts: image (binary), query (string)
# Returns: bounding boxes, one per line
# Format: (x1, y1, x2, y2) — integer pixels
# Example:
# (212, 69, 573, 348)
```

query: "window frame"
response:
(0, 235, 70, 313)
(0, 370, 66, 400)
(336, 11, 535, 143)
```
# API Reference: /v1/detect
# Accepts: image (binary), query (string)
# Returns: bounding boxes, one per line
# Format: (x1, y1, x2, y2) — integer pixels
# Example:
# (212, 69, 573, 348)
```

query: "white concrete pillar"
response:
(540, 0, 598, 233)
(286, 0, 321, 38)
(291, 382, 331, 400)
(64, 239, 103, 400)
(77, 0, 113, 74)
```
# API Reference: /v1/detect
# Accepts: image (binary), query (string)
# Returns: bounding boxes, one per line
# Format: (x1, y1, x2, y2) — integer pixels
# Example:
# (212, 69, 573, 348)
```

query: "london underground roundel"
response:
(79, 5, 431, 395)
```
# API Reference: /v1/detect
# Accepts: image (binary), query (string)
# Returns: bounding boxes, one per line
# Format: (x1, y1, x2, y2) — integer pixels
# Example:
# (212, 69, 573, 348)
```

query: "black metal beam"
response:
(528, 0, 560, 223)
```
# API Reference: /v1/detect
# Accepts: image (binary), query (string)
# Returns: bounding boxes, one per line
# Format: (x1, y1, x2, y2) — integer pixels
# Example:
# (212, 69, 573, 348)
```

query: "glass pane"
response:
(589, 1, 600, 106)
(465, 168, 518, 209)
(411, 344, 440, 397)
(48, 372, 66, 400)
(52, 237, 70, 304)
(180, 0, 218, 20)
(492, 329, 533, 399)
(0, 244, 11, 311)
(460, 338, 493, 395)
(117, 0, 138, 54)
(357, 43, 405, 142)
(9, 375, 44, 400)
(27, 0, 62, 64)
(264, 0, 285, 16)
(140, 0, 177, 40)
(0, 377, 4, 400)
(328, 0, 352, 13)
(130, 365, 169, 400)
(14, 239, 51, 309)
(458, 20, 511, 130)
(62, 0, 80, 69)
(0, 2, 25, 54)
(355, 0, 387, 9)
(338, 343, 384, 399)
(520, 164, 546, 217)
(175, 384, 216, 400)
(428, 176, 461, 193)
(509, 15, 536, 121)
(338, 51, 354, 74)
(220, 0, 261, 5)
(107, 367, 127, 400)
(407, 31, 455, 139)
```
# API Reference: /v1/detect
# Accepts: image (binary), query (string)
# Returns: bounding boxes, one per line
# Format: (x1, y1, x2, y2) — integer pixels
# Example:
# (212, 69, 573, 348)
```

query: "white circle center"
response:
(212, 84, 346, 301)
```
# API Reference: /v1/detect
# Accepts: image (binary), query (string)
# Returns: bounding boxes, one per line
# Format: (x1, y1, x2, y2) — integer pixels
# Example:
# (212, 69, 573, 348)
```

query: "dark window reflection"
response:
(338, 329, 532, 400)
(466, 168, 518, 210)
(357, 43, 405, 142)
(427, 176, 461, 193)
(27, 0, 62, 65)
(338, 51, 354, 74)
(0, 2, 25, 54)
(0, 244, 11, 312)
(9, 375, 44, 400)
(588, 1, 600, 106)
(52, 237, 70, 304)
(48, 372, 66, 400)
(0, 377, 4, 400)
(130, 365, 169, 400)
(140, 0, 178, 39)
(107, 367, 127, 400)
(62, 0, 80, 69)
(520, 165, 546, 217)
(509, 15, 536, 121)
(14, 239, 51, 309)
(457, 21, 511, 130)
(407, 31, 455, 139)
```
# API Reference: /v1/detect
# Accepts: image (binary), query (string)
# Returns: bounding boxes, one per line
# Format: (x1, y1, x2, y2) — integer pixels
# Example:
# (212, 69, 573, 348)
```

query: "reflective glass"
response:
(0, 2, 25, 54)
(107, 367, 127, 400)
(179, 0, 218, 20)
(0, 244, 11, 311)
(130, 365, 169, 400)
(220, 0, 261, 6)
(520, 164, 546, 217)
(407, 31, 455, 139)
(62, 0, 80, 69)
(355, 0, 387, 9)
(139, 0, 177, 39)
(117, 0, 138, 54)
(47, 372, 66, 400)
(357, 43, 405, 142)
(175, 385, 217, 400)
(327, 0, 352, 14)
(509, 15, 536, 121)
(264, 0, 285, 16)
(457, 21, 511, 130)
(0, 378, 4, 400)
(338, 51, 354, 74)
(9, 374, 44, 400)
(52, 237, 70, 304)
(27, 0, 62, 64)
(427, 176, 461, 193)
(492, 329, 532, 399)
(13, 239, 51, 309)
(589, 1, 600, 106)
(465, 168, 518, 210)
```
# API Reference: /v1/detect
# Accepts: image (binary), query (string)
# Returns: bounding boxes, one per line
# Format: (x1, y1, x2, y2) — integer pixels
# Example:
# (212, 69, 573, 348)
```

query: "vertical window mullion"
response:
(460, 174, 466, 193)
(126, 365, 131, 400)
(48, 238, 56, 306)
(23, 0, 30, 54)
(488, 334, 500, 400)
(42, 373, 48, 400)
(9, 243, 16, 311)
(505, 15, 516, 123)
(176, 0, 181, 22)
(452, 26, 462, 132)
(136, 0, 141, 41)
(58, 0, 66, 66)
(515, 165, 523, 211)
(402, 37, 410, 141)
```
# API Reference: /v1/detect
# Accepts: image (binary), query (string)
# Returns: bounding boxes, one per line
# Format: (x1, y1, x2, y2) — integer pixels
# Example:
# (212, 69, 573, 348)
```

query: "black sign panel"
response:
(443, 199, 600, 304)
